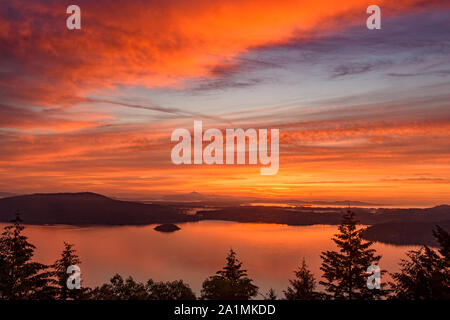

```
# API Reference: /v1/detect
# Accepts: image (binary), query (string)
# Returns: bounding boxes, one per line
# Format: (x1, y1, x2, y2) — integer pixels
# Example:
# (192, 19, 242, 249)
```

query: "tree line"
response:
(0, 211, 449, 300)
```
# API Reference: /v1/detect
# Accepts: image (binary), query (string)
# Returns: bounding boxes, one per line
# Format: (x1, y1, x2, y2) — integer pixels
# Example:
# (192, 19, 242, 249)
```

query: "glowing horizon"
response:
(0, 0, 449, 207)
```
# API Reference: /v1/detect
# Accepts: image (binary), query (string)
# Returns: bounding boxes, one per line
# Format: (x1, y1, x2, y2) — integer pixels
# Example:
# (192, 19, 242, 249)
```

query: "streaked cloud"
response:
(0, 0, 449, 205)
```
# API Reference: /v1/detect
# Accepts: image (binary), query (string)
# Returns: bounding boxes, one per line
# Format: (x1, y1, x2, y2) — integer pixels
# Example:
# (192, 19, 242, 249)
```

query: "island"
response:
(154, 223, 181, 233)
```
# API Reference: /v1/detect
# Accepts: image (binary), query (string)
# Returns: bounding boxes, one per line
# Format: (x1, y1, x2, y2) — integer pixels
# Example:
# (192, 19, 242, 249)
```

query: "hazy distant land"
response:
(0, 192, 448, 246)
(0, 192, 196, 225)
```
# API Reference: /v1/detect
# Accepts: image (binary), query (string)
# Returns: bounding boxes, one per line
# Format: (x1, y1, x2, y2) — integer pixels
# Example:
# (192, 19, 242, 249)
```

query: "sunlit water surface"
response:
(0, 221, 421, 297)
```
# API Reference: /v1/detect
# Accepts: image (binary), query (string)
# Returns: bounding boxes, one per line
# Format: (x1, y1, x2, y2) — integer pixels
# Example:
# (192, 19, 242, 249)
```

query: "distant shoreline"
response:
(0, 192, 449, 246)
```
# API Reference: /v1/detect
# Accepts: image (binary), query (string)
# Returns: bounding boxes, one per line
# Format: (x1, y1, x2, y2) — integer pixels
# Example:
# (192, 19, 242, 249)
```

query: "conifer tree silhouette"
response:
(320, 210, 385, 299)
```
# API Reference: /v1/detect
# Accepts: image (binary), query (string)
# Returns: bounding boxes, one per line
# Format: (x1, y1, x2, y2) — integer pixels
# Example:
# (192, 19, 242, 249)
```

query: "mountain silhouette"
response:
(0, 192, 449, 246)
(362, 220, 450, 246)
(0, 192, 197, 225)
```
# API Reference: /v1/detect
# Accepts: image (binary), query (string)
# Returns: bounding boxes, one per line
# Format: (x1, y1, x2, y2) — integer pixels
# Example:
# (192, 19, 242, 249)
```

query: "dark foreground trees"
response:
(320, 210, 385, 300)
(390, 226, 450, 299)
(284, 259, 322, 300)
(0, 214, 449, 300)
(90, 274, 196, 300)
(53, 242, 90, 300)
(0, 216, 53, 299)
(201, 249, 258, 300)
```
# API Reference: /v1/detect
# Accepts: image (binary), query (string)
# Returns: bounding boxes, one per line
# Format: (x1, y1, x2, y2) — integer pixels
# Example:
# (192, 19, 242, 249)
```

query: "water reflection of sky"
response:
(7, 221, 423, 296)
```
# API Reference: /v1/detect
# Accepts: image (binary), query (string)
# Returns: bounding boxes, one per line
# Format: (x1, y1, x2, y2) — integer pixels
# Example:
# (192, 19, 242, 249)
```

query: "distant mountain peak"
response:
(162, 192, 206, 201)
(0, 191, 195, 225)
(28, 192, 112, 200)
(433, 204, 450, 208)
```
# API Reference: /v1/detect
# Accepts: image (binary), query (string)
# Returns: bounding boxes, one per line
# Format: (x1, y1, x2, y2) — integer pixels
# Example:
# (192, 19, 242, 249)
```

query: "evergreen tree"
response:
(320, 210, 385, 300)
(264, 288, 277, 300)
(91, 274, 148, 300)
(52, 242, 88, 299)
(433, 225, 450, 260)
(284, 259, 320, 300)
(147, 279, 196, 300)
(201, 249, 258, 300)
(0, 215, 53, 299)
(391, 225, 450, 300)
(91, 274, 196, 300)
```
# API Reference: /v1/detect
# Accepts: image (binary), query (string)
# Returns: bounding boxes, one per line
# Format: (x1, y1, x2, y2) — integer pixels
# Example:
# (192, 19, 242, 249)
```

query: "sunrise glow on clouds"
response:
(0, 0, 449, 205)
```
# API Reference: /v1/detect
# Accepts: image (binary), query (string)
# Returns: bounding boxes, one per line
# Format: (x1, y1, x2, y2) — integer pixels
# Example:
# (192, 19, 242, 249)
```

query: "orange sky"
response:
(0, 0, 449, 206)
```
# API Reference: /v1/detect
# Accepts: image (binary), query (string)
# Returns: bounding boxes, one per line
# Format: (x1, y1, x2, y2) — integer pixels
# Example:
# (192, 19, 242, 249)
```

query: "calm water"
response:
(1, 221, 421, 297)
